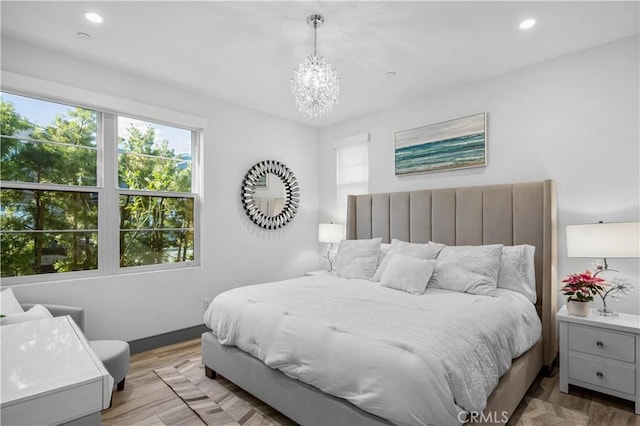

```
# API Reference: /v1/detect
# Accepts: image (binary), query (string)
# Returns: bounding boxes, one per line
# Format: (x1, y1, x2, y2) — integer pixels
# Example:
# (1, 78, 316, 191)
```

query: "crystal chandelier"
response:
(291, 14, 340, 118)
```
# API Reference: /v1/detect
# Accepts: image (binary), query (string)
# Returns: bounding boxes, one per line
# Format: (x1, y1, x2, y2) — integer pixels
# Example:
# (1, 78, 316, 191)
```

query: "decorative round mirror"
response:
(241, 160, 300, 229)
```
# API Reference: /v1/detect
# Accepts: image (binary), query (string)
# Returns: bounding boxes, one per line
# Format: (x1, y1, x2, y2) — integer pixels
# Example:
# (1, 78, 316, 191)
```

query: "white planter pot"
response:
(567, 300, 591, 316)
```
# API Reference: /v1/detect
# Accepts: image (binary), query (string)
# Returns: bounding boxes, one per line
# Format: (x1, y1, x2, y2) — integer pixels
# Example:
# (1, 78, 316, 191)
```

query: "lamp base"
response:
(326, 243, 336, 272)
(597, 307, 618, 317)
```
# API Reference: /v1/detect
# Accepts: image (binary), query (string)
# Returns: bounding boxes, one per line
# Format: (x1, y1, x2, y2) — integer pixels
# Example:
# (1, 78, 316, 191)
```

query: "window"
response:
(0, 92, 199, 279)
(335, 133, 369, 219)
(117, 116, 195, 267)
(1, 94, 99, 277)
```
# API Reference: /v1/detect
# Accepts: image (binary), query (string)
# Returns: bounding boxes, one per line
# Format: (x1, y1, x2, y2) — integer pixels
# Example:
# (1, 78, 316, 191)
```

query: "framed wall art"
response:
(395, 112, 487, 175)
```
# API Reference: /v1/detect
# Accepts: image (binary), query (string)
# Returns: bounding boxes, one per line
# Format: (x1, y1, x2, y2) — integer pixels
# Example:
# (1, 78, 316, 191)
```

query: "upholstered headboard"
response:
(346, 180, 558, 369)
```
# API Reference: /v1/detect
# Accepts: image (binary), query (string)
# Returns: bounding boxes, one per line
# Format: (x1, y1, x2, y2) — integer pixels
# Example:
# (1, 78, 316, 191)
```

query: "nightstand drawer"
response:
(568, 324, 635, 363)
(568, 353, 635, 395)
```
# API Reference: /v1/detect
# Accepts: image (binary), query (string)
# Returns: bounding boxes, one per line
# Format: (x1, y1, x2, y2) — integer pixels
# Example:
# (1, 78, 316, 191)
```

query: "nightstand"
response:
(558, 305, 640, 414)
(304, 270, 332, 276)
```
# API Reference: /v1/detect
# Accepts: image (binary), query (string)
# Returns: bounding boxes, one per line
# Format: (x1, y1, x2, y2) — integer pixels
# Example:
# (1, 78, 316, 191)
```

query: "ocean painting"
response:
(395, 113, 487, 175)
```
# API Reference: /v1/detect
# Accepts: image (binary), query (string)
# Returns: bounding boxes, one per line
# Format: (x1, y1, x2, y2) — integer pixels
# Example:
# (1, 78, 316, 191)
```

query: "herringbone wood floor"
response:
(102, 338, 638, 425)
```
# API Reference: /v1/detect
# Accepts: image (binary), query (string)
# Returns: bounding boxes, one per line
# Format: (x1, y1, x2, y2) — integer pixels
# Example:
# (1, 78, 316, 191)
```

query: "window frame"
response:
(110, 113, 199, 272)
(1, 75, 204, 285)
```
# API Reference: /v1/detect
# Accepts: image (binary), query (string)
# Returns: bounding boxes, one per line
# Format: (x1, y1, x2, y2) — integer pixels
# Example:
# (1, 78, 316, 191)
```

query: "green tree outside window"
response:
(1, 93, 196, 278)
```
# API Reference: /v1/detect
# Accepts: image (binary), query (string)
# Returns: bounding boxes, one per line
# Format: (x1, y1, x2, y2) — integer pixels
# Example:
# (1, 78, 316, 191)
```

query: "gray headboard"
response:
(346, 180, 558, 369)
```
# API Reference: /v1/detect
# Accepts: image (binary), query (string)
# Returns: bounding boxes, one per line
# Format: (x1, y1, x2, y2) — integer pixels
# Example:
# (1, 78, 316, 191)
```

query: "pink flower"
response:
(560, 270, 606, 302)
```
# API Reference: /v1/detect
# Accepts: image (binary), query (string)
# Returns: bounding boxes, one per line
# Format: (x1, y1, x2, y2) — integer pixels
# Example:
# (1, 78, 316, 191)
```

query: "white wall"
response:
(3, 34, 639, 338)
(319, 36, 640, 315)
(1, 36, 321, 340)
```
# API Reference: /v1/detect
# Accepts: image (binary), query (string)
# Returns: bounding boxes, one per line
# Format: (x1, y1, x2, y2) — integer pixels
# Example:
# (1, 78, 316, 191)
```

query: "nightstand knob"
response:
(596, 371, 604, 379)
(596, 341, 604, 348)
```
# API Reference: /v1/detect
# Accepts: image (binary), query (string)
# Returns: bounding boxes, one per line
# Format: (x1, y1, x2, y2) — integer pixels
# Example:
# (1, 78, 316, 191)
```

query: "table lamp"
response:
(318, 223, 345, 272)
(566, 221, 639, 315)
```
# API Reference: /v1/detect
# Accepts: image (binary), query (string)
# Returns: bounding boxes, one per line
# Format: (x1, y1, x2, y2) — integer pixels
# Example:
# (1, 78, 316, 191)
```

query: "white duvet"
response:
(204, 275, 541, 426)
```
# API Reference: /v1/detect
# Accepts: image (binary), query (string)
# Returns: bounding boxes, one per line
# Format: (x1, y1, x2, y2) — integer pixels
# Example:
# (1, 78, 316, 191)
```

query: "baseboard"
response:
(128, 323, 209, 354)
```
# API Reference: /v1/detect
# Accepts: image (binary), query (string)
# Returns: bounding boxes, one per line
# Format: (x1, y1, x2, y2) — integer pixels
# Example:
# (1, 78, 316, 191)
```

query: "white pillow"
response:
(380, 254, 435, 295)
(372, 239, 445, 281)
(429, 244, 503, 296)
(497, 245, 536, 303)
(1, 304, 53, 326)
(377, 243, 392, 266)
(333, 238, 382, 280)
(1, 287, 24, 316)
(505, 245, 536, 291)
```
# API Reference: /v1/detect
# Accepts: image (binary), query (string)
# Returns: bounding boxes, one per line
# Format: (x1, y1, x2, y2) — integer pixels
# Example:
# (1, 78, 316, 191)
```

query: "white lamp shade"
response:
(318, 223, 345, 243)
(566, 222, 640, 258)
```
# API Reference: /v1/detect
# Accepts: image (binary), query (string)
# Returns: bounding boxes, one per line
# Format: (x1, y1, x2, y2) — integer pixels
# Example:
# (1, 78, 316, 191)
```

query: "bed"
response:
(202, 180, 558, 425)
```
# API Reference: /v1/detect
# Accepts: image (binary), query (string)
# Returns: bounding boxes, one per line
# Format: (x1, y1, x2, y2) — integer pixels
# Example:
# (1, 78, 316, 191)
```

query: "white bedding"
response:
(204, 275, 542, 426)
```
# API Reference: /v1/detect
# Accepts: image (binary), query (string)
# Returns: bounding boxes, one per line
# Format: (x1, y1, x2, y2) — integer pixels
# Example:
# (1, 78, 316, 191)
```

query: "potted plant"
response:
(560, 270, 606, 316)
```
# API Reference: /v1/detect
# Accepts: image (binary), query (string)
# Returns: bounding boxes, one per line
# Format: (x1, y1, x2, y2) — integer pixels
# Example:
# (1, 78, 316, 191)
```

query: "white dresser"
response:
(1, 316, 114, 425)
(558, 305, 640, 414)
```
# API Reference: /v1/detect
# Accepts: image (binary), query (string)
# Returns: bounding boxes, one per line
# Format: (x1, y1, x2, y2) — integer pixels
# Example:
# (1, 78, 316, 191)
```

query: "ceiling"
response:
(1, 1, 638, 128)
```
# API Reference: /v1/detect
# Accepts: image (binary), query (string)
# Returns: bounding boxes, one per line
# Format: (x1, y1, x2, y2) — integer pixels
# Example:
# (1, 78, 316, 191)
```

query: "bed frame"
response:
(202, 180, 558, 425)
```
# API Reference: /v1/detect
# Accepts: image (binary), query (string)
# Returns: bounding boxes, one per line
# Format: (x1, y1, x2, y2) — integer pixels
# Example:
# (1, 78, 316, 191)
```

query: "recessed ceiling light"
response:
(519, 18, 536, 30)
(77, 32, 92, 40)
(386, 71, 397, 78)
(84, 12, 104, 24)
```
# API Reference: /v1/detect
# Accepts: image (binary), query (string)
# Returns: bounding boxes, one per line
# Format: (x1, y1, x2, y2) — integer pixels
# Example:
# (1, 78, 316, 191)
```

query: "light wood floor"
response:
(103, 338, 638, 426)
(103, 339, 205, 426)
(510, 369, 638, 426)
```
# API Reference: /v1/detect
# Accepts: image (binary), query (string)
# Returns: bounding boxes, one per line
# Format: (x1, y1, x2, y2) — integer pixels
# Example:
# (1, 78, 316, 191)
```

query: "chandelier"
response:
(291, 14, 340, 118)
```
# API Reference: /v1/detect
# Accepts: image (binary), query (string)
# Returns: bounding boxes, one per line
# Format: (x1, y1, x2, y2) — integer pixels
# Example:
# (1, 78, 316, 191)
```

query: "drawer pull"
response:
(596, 371, 604, 379)
(596, 341, 604, 348)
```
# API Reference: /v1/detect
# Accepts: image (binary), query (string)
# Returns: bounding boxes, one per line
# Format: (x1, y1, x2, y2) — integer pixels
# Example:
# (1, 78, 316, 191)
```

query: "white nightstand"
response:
(304, 270, 332, 276)
(558, 305, 640, 414)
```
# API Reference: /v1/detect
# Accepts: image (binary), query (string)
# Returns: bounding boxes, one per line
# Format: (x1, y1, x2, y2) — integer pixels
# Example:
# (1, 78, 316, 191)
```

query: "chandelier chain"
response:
(313, 20, 318, 56)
